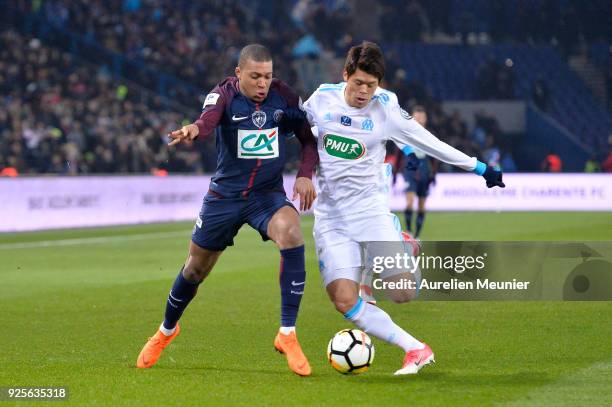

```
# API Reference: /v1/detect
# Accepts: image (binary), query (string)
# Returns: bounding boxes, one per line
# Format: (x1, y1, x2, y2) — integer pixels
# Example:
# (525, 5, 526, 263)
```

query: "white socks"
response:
(279, 326, 296, 335)
(345, 298, 424, 352)
(159, 323, 176, 336)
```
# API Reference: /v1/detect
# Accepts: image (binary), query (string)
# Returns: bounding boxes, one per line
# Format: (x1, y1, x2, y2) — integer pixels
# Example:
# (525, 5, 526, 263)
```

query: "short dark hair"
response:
(238, 44, 272, 67)
(411, 105, 426, 114)
(344, 41, 385, 81)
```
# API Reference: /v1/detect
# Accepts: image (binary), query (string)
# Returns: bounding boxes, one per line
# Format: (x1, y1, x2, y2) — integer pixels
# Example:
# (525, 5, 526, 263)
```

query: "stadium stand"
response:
(0, 29, 211, 175)
(1, 0, 610, 174)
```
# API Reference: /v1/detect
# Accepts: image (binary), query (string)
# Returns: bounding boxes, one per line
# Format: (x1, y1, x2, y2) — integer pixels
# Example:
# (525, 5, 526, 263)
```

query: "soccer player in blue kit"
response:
(136, 44, 317, 376)
(401, 105, 437, 238)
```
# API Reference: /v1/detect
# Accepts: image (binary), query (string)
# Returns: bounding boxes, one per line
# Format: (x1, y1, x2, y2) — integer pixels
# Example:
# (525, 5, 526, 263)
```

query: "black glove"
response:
(404, 152, 419, 171)
(483, 165, 505, 188)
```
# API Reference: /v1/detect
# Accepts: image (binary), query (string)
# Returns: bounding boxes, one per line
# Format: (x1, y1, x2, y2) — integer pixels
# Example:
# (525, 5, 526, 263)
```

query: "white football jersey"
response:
(303, 82, 478, 219)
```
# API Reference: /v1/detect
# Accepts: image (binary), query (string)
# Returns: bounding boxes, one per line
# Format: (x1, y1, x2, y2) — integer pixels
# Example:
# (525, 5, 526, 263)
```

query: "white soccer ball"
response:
(327, 329, 375, 374)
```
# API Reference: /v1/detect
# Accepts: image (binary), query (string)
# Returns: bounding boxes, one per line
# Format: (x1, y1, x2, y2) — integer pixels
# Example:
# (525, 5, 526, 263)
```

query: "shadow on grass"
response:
(140, 364, 290, 377)
(353, 370, 553, 386)
(127, 361, 554, 389)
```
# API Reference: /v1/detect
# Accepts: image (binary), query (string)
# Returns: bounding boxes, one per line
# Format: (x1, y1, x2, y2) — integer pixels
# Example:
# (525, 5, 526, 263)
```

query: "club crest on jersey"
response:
(273, 109, 284, 123)
(361, 119, 374, 131)
(400, 108, 412, 120)
(251, 111, 267, 128)
(340, 115, 352, 126)
(323, 133, 365, 160)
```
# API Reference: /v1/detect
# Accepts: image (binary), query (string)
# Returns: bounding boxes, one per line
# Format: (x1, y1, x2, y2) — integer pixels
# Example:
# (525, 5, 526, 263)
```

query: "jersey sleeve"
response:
(376, 89, 414, 154)
(273, 79, 318, 179)
(386, 104, 477, 172)
(193, 80, 232, 138)
(302, 89, 319, 127)
(393, 139, 415, 156)
(302, 95, 317, 126)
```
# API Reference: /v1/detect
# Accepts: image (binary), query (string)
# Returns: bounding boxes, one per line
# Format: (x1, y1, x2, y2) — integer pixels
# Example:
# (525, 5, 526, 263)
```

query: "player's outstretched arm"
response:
(168, 84, 228, 147)
(388, 106, 505, 188)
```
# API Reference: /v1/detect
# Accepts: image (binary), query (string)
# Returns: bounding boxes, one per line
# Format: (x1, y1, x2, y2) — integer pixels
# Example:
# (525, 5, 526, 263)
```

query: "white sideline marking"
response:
(0, 230, 188, 250)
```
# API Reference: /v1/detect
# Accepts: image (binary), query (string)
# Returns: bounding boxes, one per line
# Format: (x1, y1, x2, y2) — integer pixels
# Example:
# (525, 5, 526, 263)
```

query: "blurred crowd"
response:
(16, 0, 301, 95)
(475, 56, 516, 100)
(0, 30, 210, 175)
(22, 0, 609, 93)
(1, 0, 610, 176)
(377, 0, 608, 52)
(386, 69, 516, 172)
(0, 25, 503, 177)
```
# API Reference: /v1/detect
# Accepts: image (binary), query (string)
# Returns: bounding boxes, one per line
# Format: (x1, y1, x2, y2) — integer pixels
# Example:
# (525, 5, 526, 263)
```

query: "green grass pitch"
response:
(1, 212, 611, 406)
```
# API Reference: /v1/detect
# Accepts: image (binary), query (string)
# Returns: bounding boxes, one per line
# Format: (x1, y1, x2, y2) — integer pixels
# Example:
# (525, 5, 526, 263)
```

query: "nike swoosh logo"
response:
(232, 115, 249, 121)
(291, 281, 305, 286)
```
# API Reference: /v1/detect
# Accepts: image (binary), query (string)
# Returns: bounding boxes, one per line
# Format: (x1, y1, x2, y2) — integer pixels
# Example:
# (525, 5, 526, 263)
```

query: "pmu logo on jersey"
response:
(238, 127, 279, 159)
(323, 134, 365, 160)
(340, 115, 352, 126)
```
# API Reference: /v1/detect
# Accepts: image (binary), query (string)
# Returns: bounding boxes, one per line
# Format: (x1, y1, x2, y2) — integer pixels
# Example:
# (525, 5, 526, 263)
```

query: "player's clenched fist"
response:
(167, 123, 199, 146)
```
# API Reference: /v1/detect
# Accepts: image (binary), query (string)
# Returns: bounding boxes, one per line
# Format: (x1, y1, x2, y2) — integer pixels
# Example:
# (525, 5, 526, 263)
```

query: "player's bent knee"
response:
(184, 244, 222, 282)
(274, 222, 304, 248)
(183, 264, 210, 282)
(284, 223, 304, 246)
(183, 254, 219, 282)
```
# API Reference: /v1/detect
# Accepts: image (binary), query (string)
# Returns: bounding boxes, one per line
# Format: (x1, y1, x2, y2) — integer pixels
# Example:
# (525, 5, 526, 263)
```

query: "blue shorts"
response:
(191, 190, 295, 251)
(403, 170, 430, 198)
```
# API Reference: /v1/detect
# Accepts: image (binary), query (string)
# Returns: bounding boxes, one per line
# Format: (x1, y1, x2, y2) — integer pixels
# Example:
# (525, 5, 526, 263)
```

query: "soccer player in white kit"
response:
(302, 42, 505, 375)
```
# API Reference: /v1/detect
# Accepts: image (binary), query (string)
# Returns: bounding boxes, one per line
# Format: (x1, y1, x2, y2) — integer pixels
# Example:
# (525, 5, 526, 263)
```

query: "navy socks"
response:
(161, 246, 306, 330)
(416, 211, 425, 238)
(279, 245, 306, 327)
(162, 268, 201, 330)
(404, 209, 413, 233)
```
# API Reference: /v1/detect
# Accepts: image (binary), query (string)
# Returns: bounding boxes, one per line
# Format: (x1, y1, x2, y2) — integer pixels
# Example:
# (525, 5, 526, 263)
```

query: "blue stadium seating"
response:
(389, 43, 611, 149)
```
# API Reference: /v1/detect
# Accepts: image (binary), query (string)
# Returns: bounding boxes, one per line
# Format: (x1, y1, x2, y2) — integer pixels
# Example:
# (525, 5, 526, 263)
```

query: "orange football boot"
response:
(274, 331, 312, 376)
(136, 324, 181, 368)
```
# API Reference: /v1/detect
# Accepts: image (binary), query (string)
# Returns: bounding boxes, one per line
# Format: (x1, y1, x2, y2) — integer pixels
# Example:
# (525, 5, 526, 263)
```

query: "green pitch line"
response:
(402, 211, 612, 241)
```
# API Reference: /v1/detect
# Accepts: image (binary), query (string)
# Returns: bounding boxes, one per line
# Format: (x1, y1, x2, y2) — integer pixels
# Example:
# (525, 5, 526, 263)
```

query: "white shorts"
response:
(314, 211, 404, 287)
